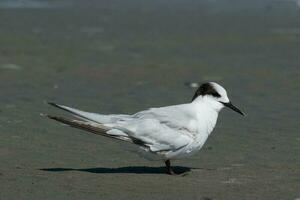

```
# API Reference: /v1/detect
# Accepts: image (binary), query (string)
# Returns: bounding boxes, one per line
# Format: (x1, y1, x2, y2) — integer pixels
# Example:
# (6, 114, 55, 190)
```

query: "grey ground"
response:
(0, 0, 299, 199)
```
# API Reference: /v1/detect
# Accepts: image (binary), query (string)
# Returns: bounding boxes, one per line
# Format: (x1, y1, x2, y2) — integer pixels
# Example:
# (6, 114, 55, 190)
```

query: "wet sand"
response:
(0, 1, 299, 199)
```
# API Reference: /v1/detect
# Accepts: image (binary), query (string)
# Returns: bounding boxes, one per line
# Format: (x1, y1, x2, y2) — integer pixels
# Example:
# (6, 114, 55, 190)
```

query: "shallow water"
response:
(0, 1, 299, 199)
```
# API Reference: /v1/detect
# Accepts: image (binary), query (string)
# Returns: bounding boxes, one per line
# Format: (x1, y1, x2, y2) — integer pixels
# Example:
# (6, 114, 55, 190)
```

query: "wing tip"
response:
(47, 101, 61, 108)
(40, 113, 59, 120)
(47, 101, 71, 113)
(43, 114, 74, 126)
(46, 114, 57, 120)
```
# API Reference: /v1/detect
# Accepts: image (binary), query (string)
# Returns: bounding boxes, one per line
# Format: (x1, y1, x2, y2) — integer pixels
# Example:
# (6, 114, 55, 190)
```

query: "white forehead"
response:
(210, 82, 229, 101)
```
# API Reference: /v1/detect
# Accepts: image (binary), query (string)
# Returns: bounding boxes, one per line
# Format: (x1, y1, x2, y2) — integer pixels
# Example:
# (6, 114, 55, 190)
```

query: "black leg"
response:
(165, 160, 175, 175)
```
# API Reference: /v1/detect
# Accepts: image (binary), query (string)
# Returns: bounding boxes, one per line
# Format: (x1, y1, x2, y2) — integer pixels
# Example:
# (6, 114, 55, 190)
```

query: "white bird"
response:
(46, 82, 245, 175)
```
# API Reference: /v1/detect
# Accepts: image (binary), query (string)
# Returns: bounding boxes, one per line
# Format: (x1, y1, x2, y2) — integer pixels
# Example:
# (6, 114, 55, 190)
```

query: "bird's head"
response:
(192, 82, 245, 116)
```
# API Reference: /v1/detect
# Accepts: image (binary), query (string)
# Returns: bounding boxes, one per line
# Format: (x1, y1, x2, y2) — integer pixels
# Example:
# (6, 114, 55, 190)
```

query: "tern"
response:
(46, 82, 245, 175)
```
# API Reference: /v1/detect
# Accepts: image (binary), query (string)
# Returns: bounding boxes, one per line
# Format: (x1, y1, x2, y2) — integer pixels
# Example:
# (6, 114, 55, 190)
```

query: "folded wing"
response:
(46, 102, 195, 153)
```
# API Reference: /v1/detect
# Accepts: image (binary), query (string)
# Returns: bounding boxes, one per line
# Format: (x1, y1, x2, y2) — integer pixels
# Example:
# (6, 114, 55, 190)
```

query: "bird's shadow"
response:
(40, 166, 192, 174)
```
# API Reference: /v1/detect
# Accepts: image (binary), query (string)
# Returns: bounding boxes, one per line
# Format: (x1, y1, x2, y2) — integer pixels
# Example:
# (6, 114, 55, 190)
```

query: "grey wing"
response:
(46, 115, 151, 148)
(47, 102, 194, 153)
(112, 106, 196, 152)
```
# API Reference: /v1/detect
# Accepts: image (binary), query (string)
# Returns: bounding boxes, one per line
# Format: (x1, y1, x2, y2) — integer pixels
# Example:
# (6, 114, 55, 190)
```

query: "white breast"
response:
(163, 103, 219, 160)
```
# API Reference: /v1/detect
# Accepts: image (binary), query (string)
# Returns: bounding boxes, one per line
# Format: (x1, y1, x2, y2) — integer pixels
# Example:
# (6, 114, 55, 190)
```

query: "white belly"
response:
(133, 132, 209, 161)
(163, 133, 209, 160)
(136, 109, 218, 160)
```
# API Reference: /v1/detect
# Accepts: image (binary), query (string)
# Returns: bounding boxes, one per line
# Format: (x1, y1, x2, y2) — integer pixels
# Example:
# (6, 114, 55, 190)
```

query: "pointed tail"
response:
(47, 102, 103, 123)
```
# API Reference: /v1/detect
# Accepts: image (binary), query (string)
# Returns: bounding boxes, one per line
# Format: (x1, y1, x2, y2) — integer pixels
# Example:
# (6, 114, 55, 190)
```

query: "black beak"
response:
(221, 102, 245, 116)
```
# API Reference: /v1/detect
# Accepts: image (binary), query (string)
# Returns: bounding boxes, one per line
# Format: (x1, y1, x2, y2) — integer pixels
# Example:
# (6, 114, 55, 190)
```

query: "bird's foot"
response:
(167, 168, 176, 175)
(165, 160, 189, 176)
(166, 169, 189, 176)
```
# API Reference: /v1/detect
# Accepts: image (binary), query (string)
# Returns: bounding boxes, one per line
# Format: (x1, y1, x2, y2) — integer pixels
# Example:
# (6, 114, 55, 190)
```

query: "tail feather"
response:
(47, 102, 102, 123)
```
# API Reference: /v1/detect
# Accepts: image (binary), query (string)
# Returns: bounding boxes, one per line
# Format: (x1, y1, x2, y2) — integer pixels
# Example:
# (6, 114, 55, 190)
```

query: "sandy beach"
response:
(0, 1, 299, 199)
